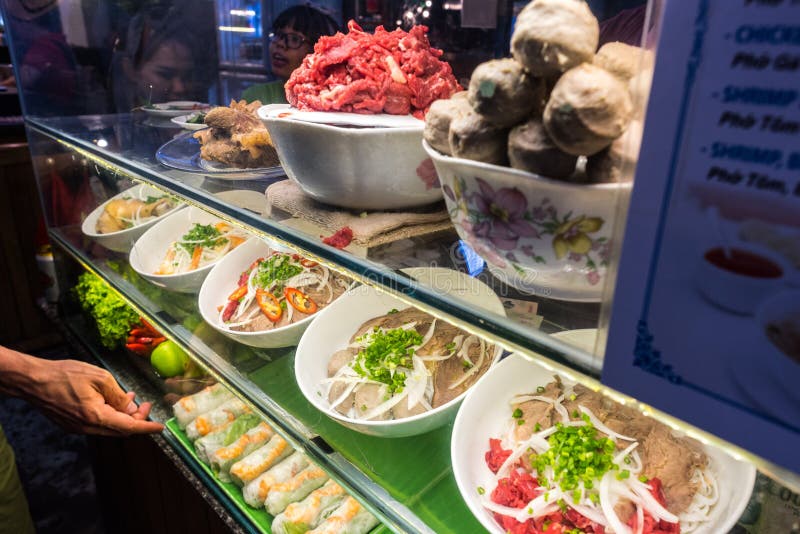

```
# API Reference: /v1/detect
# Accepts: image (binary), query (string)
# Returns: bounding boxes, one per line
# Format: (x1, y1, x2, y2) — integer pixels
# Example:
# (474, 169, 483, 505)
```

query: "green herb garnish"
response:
(529, 421, 618, 495)
(178, 223, 226, 254)
(253, 254, 303, 291)
(512, 408, 523, 419)
(476, 486, 485, 495)
(352, 327, 423, 393)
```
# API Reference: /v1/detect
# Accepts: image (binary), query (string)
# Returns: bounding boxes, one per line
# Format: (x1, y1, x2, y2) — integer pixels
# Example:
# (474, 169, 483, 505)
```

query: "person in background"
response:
(242, 4, 340, 105)
(0, 345, 163, 532)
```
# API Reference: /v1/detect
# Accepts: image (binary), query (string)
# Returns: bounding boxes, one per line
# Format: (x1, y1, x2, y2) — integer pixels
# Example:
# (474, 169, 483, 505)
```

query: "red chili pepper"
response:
(222, 300, 239, 322)
(126, 343, 151, 357)
(255, 289, 282, 322)
(239, 257, 265, 286)
(228, 285, 248, 301)
(151, 337, 166, 345)
(135, 337, 154, 344)
(300, 258, 318, 268)
(284, 287, 318, 314)
(129, 327, 152, 337)
(139, 318, 159, 333)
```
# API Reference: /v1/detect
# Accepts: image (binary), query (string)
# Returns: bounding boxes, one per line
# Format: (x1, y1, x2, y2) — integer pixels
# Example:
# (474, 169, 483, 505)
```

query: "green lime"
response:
(150, 340, 190, 378)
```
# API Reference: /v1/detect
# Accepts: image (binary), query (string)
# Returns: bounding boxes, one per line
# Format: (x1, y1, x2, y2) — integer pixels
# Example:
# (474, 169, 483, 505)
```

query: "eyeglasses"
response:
(269, 31, 308, 49)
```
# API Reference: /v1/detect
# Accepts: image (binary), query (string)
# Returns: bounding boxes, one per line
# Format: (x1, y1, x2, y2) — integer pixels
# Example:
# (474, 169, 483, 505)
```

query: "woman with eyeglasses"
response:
(242, 5, 340, 105)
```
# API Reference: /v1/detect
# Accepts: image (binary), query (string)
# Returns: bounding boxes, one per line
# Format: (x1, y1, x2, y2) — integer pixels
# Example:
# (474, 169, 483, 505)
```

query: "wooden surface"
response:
(0, 138, 60, 350)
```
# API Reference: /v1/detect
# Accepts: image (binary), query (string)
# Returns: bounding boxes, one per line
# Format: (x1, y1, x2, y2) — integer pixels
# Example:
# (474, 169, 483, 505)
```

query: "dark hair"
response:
(272, 5, 340, 45)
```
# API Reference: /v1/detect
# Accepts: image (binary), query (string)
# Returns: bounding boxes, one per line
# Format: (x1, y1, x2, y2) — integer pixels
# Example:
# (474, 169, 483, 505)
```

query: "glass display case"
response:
(2, 0, 798, 532)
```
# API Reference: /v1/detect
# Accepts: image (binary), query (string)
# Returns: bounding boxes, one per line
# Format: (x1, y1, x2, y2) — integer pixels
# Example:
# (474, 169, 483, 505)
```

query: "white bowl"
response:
(259, 104, 442, 210)
(424, 140, 629, 302)
(81, 184, 182, 253)
(755, 290, 800, 399)
(198, 238, 320, 348)
(170, 113, 208, 130)
(294, 274, 504, 437)
(451, 353, 756, 534)
(696, 241, 789, 315)
(130, 206, 250, 293)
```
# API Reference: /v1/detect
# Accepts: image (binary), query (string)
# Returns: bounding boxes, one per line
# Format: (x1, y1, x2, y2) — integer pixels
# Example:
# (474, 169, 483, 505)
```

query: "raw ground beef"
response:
(286, 20, 460, 119)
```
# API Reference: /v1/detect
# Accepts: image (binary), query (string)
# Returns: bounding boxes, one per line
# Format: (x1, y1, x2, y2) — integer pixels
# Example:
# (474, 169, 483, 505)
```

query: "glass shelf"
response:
(49, 226, 483, 534)
(25, 114, 603, 376)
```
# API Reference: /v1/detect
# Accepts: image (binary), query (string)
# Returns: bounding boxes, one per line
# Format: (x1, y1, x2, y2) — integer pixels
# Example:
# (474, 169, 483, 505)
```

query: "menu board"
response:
(604, 0, 800, 473)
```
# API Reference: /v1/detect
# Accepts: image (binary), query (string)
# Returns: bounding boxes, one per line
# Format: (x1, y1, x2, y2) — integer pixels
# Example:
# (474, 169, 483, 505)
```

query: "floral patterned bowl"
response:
(423, 141, 630, 301)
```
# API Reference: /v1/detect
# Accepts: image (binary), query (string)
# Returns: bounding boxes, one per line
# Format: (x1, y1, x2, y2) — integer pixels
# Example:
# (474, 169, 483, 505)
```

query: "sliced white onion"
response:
(629, 479, 679, 524)
(448, 336, 485, 390)
(599, 472, 632, 534)
(329, 381, 358, 410)
(359, 388, 408, 420)
(579, 406, 636, 442)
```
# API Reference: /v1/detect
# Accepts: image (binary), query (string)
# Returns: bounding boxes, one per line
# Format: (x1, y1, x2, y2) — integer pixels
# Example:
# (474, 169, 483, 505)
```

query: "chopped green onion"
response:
(476, 486, 485, 495)
(512, 408, 523, 419)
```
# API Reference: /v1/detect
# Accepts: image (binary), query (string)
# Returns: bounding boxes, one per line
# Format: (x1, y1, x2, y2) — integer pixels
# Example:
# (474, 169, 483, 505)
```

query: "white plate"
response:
(452, 354, 756, 534)
(258, 103, 424, 128)
(81, 184, 182, 253)
(198, 238, 321, 348)
(130, 206, 252, 293)
(294, 269, 504, 437)
(141, 101, 210, 118)
(170, 113, 208, 130)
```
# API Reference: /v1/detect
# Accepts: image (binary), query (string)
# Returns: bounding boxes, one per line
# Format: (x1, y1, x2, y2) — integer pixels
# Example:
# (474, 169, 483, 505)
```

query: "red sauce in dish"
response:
(704, 247, 782, 278)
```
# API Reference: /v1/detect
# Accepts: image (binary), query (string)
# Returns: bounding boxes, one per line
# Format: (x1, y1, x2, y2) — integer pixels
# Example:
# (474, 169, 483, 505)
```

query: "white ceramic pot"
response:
(259, 104, 443, 210)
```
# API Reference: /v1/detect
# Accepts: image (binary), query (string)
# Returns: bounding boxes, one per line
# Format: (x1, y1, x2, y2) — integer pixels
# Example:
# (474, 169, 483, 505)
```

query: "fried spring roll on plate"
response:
(185, 398, 251, 441)
(272, 479, 347, 534)
(195, 414, 261, 465)
(210, 422, 275, 482)
(229, 434, 292, 487)
(175, 383, 234, 428)
(307, 497, 380, 534)
(265, 464, 329, 515)
(243, 452, 310, 508)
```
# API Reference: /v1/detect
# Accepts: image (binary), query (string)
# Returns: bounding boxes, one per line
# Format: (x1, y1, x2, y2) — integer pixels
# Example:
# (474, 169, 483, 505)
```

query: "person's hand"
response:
(26, 358, 164, 436)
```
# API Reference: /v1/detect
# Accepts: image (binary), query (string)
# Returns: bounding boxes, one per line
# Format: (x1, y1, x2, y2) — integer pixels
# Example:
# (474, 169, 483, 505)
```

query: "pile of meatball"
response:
(424, 0, 653, 184)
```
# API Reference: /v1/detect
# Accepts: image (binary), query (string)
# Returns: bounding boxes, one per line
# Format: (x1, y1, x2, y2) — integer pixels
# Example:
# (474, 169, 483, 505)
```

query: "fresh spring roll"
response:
(195, 413, 261, 465)
(174, 383, 234, 428)
(265, 465, 329, 516)
(272, 479, 347, 534)
(307, 497, 380, 534)
(243, 452, 310, 508)
(185, 398, 251, 441)
(210, 421, 274, 482)
(229, 434, 292, 487)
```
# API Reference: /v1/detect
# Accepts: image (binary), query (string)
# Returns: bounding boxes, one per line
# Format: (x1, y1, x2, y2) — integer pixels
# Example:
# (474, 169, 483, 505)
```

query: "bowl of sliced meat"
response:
(198, 237, 352, 348)
(258, 21, 462, 211)
(294, 274, 505, 437)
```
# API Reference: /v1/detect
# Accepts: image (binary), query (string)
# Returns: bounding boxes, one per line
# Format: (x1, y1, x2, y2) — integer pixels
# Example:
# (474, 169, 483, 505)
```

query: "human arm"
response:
(0, 345, 164, 436)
